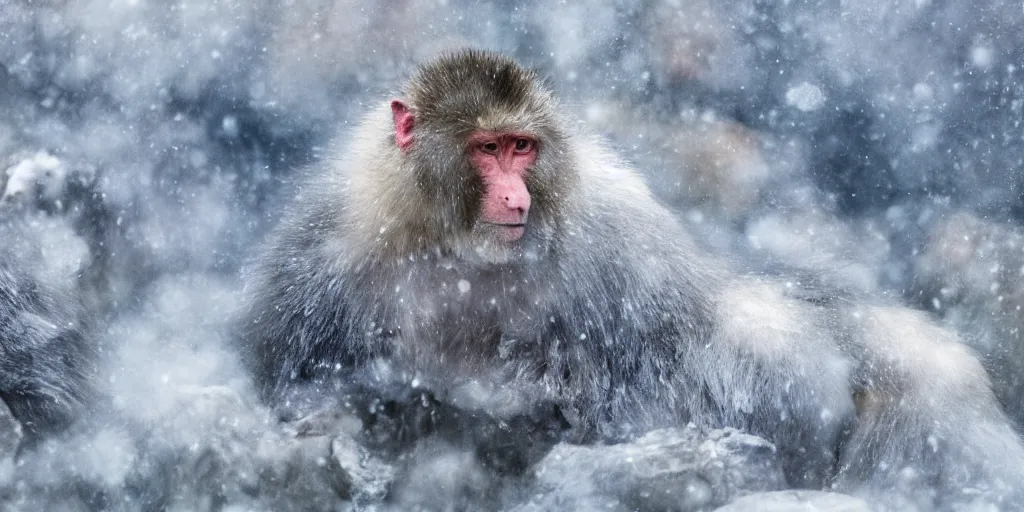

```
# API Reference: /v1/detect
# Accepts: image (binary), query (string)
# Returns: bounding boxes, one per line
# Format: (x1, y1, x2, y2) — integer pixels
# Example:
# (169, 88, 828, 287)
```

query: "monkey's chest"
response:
(385, 268, 548, 376)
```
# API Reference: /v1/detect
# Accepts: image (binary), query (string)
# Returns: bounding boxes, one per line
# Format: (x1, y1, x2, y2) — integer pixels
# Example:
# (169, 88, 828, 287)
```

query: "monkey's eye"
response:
(514, 138, 534, 153)
(481, 142, 499, 154)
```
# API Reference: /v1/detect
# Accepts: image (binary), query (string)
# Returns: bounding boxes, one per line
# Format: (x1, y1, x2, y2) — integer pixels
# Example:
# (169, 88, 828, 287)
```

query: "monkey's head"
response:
(389, 50, 575, 264)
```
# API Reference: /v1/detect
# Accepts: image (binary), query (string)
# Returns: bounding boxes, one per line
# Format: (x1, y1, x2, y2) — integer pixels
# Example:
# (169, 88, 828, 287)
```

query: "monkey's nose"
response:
(504, 192, 530, 214)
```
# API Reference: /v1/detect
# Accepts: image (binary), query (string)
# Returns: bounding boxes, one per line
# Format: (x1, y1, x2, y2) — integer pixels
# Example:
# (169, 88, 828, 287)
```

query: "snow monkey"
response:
(0, 258, 95, 439)
(240, 49, 1024, 506)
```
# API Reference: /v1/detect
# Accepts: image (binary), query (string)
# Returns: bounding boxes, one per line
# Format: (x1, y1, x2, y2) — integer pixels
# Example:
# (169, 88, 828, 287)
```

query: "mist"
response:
(2, 0, 1024, 510)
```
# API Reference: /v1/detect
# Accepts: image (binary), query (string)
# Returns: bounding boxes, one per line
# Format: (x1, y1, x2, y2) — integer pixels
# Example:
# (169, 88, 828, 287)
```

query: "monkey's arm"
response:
(836, 306, 1024, 504)
(238, 203, 383, 404)
(336, 382, 569, 474)
(696, 279, 859, 488)
(710, 277, 1024, 503)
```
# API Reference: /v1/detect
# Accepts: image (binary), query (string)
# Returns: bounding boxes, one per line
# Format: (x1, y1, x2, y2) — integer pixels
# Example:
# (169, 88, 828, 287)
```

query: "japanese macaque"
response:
(0, 257, 94, 438)
(240, 50, 1024, 507)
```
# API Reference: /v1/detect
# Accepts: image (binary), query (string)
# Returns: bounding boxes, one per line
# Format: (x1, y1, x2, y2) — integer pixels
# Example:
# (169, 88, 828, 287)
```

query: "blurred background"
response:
(3, 0, 1024, 508)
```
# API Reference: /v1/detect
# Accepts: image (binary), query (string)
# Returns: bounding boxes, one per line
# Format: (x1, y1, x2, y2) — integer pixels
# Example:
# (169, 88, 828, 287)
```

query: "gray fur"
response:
(0, 241, 95, 437)
(240, 50, 1024, 507)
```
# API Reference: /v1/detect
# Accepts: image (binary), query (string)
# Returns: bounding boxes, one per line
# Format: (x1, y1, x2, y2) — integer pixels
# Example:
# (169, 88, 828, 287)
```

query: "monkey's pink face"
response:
(391, 100, 535, 246)
(468, 131, 535, 243)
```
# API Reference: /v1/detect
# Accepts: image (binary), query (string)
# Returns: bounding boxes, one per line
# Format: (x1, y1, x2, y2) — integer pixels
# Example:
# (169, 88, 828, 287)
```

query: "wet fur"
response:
(0, 256, 95, 437)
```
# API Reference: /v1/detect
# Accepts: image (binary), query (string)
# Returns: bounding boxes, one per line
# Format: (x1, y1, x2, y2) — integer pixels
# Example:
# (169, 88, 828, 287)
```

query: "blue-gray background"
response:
(2, 0, 1023, 503)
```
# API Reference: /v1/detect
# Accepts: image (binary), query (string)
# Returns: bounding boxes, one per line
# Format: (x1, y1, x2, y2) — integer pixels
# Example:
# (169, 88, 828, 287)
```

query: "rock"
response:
(136, 385, 345, 510)
(0, 399, 22, 483)
(514, 427, 786, 512)
(0, 385, 354, 511)
(329, 433, 395, 503)
(389, 443, 497, 510)
(2, 151, 68, 202)
(714, 490, 871, 512)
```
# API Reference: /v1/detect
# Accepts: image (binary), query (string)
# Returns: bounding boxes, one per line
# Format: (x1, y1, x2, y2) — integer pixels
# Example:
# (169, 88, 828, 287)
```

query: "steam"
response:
(0, 0, 1021, 509)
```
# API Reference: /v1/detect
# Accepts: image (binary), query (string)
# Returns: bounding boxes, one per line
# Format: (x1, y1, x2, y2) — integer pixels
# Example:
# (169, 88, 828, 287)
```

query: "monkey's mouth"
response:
(485, 222, 527, 243)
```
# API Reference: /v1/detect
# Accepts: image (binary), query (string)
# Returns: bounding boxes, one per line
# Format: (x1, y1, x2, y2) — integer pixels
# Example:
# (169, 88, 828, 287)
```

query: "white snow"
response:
(3, 152, 67, 201)
(784, 82, 826, 112)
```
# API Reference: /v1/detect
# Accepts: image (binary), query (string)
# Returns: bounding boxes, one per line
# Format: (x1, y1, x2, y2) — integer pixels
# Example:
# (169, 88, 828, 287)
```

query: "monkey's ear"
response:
(391, 100, 415, 151)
